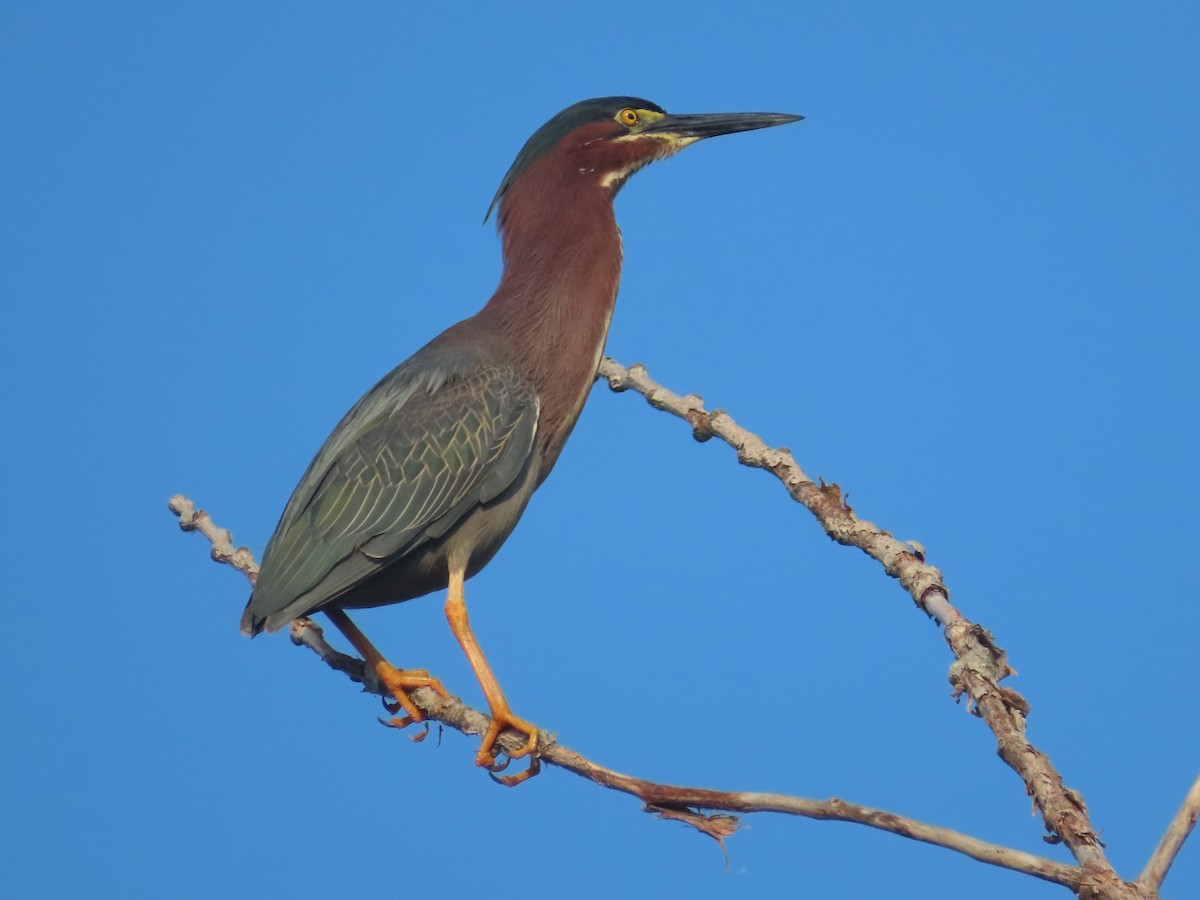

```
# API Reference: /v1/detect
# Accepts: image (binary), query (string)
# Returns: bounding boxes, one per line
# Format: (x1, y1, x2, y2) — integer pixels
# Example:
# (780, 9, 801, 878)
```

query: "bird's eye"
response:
(617, 108, 639, 127)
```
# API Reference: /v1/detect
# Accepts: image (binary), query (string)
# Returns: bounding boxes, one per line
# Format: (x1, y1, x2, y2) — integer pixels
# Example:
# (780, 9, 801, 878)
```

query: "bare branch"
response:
(594, 358, 1114, 876)
(595, 359, 956, 624)
(1138, 773, 1200, 891)
(169, 494, 259, 583)
(167, 493, 1082, 891)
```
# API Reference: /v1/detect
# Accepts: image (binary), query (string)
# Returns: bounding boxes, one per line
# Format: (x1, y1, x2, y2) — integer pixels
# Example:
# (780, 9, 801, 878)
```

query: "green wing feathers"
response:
(243, 360, 538, 633)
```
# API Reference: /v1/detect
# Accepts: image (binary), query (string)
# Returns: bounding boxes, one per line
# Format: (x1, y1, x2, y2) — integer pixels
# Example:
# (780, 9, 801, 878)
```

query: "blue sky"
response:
(4, 3, 1198, 898)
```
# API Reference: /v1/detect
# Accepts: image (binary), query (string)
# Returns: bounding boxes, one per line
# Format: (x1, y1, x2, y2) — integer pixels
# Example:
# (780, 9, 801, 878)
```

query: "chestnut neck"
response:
(472, 158, 624, 476)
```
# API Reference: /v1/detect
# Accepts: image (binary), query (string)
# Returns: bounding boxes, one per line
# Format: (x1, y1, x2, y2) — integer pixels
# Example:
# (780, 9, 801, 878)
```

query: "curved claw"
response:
(485, 754, 512, 774)
(489, 755, 541, 788)
(378, 714, 415, 729)
(378, 717, 432, 743)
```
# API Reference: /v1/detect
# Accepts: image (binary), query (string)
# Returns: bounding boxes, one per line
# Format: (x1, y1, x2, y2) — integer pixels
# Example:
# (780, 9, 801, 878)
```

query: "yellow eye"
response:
(617, 108, 639, 127)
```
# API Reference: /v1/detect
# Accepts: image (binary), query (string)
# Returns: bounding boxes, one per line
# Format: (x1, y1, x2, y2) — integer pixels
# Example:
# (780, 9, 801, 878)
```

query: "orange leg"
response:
(324, 607, 449, 738)
(445, 567, 540, 786)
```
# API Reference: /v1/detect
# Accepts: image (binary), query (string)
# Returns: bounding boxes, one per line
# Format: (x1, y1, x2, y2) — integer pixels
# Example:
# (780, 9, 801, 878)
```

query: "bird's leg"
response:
(444, 567, 541, 786)
(323, 608, 448, 738)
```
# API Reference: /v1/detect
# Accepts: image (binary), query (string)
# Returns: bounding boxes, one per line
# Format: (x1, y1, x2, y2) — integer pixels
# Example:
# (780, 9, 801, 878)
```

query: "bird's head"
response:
(486, 96, 802, 225)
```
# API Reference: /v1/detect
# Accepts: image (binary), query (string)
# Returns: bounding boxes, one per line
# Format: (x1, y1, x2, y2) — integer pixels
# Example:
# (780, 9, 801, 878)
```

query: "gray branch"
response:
(1138, 773, 1200, 892)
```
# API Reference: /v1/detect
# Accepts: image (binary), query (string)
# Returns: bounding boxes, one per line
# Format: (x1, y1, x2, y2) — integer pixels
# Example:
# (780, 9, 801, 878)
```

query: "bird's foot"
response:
(477, 705, 540, 787)
(372, 663, 449, 743)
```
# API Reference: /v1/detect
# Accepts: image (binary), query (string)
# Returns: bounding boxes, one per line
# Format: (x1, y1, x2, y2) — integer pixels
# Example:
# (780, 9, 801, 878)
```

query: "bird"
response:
(242, 96, 802, 785)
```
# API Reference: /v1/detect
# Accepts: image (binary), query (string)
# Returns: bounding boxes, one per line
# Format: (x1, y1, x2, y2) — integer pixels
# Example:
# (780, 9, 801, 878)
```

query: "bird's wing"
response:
(244, 351, 538, 633)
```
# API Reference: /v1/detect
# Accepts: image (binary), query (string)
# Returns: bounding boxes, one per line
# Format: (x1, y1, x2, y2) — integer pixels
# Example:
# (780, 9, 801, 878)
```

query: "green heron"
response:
(243, 96, 801, 785)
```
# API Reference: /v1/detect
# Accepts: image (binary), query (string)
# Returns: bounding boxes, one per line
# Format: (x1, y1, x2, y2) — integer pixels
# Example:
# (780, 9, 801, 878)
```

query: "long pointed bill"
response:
(641, 110, 804, 141)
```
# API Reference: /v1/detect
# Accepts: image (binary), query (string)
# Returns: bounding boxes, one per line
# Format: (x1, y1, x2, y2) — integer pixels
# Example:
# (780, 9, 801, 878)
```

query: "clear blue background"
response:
(4, 3, 1198, 898)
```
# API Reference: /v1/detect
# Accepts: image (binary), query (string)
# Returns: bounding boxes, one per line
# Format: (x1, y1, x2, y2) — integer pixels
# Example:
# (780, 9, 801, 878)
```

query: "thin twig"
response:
(167, 493, 1081, 890)
(1138, 773, 1200, 891)
(170, 495, 259, 583)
